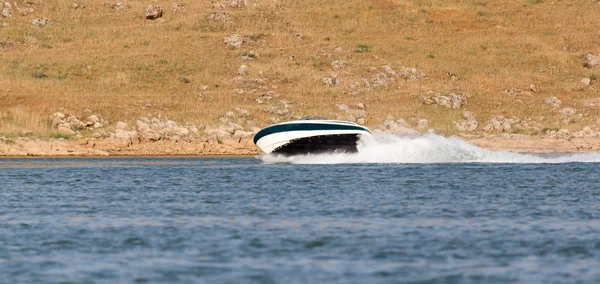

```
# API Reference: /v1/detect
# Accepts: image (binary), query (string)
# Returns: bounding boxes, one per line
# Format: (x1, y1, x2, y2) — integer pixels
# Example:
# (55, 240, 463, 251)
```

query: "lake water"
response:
(1, 134, 600, 283)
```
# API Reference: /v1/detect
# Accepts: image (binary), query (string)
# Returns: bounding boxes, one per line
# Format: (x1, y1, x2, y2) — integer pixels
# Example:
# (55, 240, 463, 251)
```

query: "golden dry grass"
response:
(0, 106, 53, 137)
(1, 0, 600, 137)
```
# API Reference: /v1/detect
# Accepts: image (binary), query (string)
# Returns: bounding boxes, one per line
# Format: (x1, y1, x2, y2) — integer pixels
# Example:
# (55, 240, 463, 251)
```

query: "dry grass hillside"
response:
(1, 0, 600, 138)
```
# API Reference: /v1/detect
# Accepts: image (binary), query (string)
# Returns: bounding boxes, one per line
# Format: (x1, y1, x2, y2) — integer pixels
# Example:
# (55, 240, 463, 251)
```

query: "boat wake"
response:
(260, 132, 600, 164)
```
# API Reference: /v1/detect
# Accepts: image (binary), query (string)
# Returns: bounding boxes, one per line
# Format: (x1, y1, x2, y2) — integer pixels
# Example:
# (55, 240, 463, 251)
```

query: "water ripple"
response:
(1, 157, 599, 283)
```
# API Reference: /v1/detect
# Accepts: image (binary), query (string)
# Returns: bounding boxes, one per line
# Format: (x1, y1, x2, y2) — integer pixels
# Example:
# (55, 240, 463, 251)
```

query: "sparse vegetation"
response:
(31, 70, 49, 79)
(355, 44, 371, 53)
(0, 108, 53, 137)
(527, 0, 543, 4)
(0, 0, 599, 138)
(51, 133, 71, 139)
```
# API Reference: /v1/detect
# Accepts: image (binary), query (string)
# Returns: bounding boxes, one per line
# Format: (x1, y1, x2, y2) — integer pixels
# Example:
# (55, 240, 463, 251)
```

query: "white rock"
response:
(559, 107, 582, 124)
(483, 116, 512, 133)
(224, 34, 244, 49)
(175, 126, 190, 137)
(233, 130, 254, 138)
(455, 111, 479, 132)
(544, 96, 562, 108)
(165, 120, 177, 128)
(209, 12, 232, 23)
(449, 93, 467, 109)
(136, 120, 149, 131)
(236, 108, 250, 117)
(582, 98, 600, 107)
(559, 107, 577, 116)
(87, 115, 100, 123)
(145, 5, 163, 20)
(337, 104, 366, 117)
(115, 129, 138, 141)
(18, 6, 34, 16)
(573, 126, 597, 138)
(382, 65, 397, 77)
(140, 129, 161, 141)
(72, 2, 86, 9)
(331, 60, 347, 70)
(556, 129, 570, 139)
(370, 72, 389, 88)
(399, 66, 425, 81)
(116, 121, 128, 130)
(238, 65, 248, 75)
(57, 126, 75, 136)
(419, 95, 434, 105)
(322, 76, 340, 87)
(1, 2, 12, 18)
(222, 0, 247, 8)
(381, 118, 418, 135)
(114, 2, 125, 11)
(581, 78, 592, 87)
(434, 95, 452, 108)
(32, 18, 51, 27)
(584, 53, 600, 68)
(207, 128, 233, 138)
(530, 84, 539, 93)
(67, 117, 86, 130)
(171, 3, 183, 11)
(52, 112, 66, 119)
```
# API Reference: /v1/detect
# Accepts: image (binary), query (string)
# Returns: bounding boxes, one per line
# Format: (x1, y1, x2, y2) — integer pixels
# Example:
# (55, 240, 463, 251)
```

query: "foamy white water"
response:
(260, 132, 600, 164)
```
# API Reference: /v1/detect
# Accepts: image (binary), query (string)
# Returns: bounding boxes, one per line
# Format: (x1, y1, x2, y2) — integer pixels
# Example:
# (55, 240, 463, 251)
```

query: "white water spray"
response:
(260, 132, 600, 164)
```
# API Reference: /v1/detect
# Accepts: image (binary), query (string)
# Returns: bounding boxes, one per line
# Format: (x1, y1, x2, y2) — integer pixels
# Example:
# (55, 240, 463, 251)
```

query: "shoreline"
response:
(464, 134, 600, 154)
(1, 134, 600, 157)
(0, 137, 259, 157)
(0, 154, 258, 159)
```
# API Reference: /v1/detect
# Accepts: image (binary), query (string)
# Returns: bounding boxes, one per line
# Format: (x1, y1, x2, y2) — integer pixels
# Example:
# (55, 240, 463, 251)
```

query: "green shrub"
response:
(355, 43, 371, 53)
(32, 70, 48, 79)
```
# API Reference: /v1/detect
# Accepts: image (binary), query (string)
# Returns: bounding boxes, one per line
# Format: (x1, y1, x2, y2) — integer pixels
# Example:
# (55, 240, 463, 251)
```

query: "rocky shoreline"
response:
(4, 110, 600, 157)
(465, 134, 600, 154)
(2, 134, 600, 157)
(0, 136, 258, 157)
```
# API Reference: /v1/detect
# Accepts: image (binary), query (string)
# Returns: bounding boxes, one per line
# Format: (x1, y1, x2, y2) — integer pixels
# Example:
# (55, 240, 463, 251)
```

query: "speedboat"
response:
(253, 116, 372, 156)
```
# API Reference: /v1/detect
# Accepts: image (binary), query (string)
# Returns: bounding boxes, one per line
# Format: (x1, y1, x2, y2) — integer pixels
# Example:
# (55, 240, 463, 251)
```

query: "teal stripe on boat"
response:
(253, 123, 369, 144)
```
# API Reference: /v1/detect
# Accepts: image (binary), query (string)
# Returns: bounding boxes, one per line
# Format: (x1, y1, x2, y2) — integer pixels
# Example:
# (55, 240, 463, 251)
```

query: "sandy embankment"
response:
(0, 137, 259, 157)
(466, 134, 600, 153)
(1, 134, 600, 157)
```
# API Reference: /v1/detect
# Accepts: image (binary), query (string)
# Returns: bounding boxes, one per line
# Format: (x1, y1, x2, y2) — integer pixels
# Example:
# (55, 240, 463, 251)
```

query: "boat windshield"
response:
(300, 116, 329, 120)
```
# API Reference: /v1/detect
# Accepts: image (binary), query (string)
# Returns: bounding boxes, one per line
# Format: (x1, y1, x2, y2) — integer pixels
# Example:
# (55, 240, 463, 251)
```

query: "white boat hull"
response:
(256, 129, 370, 154)
(253, 119, 372, 155)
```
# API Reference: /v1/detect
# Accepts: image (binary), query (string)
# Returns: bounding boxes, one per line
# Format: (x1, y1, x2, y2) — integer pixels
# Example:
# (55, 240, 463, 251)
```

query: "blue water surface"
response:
(1, 157, 599, 283)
